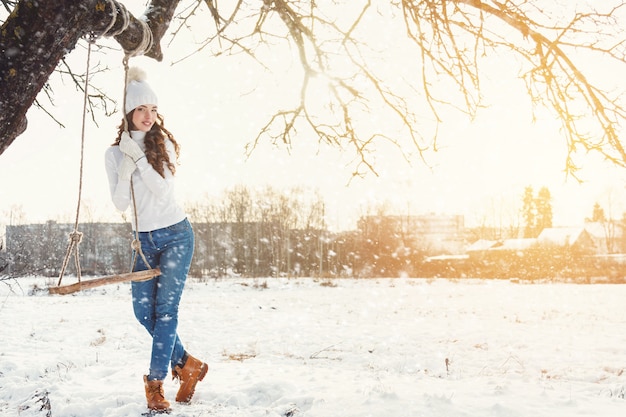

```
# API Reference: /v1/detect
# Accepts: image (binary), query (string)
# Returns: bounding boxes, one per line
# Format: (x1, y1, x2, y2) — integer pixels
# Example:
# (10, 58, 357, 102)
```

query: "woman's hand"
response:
(119, 132, 146, 162)
(118, 155, 137, 181)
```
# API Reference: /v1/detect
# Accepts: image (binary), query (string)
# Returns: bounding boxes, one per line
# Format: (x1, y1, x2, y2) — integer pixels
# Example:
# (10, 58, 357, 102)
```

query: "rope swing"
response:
(55, 35, 95, 289)
(50, 17, 160, 295)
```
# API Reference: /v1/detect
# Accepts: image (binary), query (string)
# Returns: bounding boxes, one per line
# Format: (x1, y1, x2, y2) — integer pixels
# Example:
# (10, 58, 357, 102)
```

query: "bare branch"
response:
(400, 0, 626, 176)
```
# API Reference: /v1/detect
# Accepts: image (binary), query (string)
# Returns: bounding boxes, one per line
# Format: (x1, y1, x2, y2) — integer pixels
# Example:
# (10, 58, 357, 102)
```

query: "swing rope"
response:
(111, 4, 155, 273)
(121, 54, 153, 274)
(57, 36, 95, 286)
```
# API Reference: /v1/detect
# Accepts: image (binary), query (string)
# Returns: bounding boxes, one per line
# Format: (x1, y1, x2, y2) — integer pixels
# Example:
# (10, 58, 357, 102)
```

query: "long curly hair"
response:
(113, 112, 180, 177)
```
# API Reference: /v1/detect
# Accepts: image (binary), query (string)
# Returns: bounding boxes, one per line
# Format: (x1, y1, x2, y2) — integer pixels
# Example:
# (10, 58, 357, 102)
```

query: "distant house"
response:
(466, 238, 536, 257)
(537, 227, 596, 252)
(490, 238, 537, 252)
(582, 222, 624, 254)
(466, 227, 597, 259)
(465, 239, 497, 252)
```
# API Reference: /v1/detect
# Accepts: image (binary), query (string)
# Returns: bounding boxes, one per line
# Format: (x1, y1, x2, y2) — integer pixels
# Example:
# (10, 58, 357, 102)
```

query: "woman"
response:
(104, 67, 208, 412)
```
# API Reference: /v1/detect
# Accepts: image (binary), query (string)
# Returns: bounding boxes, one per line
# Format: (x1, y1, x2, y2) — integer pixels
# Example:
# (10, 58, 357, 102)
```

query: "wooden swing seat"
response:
(48, 268, 161, 295)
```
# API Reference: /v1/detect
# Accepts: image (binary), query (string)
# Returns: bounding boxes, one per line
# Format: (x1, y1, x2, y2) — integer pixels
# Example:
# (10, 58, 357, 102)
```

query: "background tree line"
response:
(3, 184, 626, 281)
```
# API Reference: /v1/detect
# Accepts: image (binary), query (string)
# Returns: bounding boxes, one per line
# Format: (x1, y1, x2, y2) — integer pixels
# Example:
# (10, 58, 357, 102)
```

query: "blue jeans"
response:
(131, 218, 194, 381)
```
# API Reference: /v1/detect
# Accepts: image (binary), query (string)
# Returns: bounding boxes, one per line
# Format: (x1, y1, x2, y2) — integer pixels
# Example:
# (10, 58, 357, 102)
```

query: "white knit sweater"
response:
(104, 131, 186, 232)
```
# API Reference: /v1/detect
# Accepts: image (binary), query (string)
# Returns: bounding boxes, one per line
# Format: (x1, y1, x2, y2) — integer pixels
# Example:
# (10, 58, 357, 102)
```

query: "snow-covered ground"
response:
(1, 276, 625, 417)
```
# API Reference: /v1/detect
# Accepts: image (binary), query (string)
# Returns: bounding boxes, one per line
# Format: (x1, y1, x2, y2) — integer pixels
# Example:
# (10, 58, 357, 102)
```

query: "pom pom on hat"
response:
(125, 66, 158, 114)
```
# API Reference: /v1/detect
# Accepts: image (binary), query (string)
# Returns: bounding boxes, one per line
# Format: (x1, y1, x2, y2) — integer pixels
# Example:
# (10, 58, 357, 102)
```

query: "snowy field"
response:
(1, 276, 625, 417)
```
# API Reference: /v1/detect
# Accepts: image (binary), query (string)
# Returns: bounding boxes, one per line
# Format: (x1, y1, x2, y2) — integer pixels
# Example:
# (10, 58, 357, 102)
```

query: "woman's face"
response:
(131, 104, 158, 132)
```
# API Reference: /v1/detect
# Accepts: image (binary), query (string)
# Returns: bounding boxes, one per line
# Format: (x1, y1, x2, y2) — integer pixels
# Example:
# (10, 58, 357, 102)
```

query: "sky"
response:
(1, 0, 626, 232)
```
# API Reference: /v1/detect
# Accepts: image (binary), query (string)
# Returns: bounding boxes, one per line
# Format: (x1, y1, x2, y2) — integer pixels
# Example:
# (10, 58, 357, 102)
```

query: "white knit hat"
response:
(125, 67, 158, 114)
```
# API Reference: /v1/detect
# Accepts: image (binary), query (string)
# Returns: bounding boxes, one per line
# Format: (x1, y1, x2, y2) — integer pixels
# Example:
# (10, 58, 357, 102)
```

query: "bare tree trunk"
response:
(0, 0, 180, 155)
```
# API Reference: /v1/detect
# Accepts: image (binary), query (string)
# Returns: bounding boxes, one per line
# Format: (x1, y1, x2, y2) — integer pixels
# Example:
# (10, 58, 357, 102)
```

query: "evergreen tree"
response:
(521, 186, 553, 238)
(590, 202, 606, 222)
(535, 187, 553, 234)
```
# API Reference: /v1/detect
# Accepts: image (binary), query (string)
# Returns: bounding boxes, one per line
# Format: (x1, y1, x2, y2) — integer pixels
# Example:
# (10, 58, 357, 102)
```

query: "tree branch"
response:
(402, 0, 626, 178)
(0, 0, 181, 154)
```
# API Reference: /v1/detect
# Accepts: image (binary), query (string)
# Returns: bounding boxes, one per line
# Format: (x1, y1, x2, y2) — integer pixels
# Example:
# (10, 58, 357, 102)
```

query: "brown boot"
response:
(171, 354, 209, 403)
(143, 375, 171, 412)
